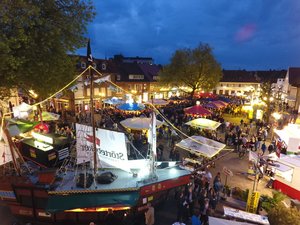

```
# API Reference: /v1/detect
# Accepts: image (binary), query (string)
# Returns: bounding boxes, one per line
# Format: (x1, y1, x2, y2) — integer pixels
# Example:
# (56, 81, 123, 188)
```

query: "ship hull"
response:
(1, 173, 191, 224)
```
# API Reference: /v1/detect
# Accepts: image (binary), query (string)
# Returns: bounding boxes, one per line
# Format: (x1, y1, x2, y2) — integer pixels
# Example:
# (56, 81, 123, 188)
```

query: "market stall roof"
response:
(184, 105, 212, 116)
(176, 135, 226, 158)
(145, 99, 168, 106)
(223, 206, 269, 225)
(203, 102, 219, 109)
(117, 103, 145, 111)
(274, 123, 300, 145)
(209, 216, 255, 225)
(185, 118, 221, 130)
(6, 119, 38, 136)
(213, 100, 228, 106)
(41, 111, 60, 121)
(278, 154, 300, 168)
(46, 191, 139, 213)
(120, 117, 164, 130)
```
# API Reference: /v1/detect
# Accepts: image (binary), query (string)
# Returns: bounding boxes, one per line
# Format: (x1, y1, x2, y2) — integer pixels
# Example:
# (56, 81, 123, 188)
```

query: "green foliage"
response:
(259, 81, 274, 123)
(268, 203, 300, 225)
(261, 191, 286, 212)
(0, 0, 96, 99)
(159, 43, 222, 98)
(232, 187, 249, 201)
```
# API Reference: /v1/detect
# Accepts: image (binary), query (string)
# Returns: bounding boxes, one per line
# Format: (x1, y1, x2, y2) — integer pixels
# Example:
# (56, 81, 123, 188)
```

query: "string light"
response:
(1, 65, 233, 153)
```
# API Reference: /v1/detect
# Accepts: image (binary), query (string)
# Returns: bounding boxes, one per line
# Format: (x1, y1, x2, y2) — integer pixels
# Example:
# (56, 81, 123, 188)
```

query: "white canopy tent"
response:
(176, 135, 226, 158)
(274, 123, 300, 153)
(120, 117, 164, 130)
(12, 102, 33, 119)
(223, 206, 269, 225)
(209, 216, 256, 225)
(185, 118, 221, 130)
(145, 99, 168, 106)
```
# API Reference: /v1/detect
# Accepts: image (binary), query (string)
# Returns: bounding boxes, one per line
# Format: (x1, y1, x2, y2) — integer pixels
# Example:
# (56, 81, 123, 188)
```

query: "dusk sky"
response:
(77, 0, 300, 70)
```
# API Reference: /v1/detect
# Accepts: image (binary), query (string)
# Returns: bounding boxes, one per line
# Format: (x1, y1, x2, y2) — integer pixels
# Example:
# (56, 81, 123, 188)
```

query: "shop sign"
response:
(223, 166, 233, 177)
(246, 191, 260, 213)
(30, 148, 37, 158)
(48, 152, 56, 161)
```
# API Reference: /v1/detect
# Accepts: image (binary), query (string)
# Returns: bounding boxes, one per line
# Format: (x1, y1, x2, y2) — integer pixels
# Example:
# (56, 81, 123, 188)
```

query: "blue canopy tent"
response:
(117, 103, 145, 111)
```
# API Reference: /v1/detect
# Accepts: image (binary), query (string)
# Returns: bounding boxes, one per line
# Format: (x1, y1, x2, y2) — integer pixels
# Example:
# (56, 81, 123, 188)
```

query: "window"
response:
(117, 75, 121, 81)
(81, 62, 86, 69)
(239, 84, 241, 87)
(92, 63, 97, 69)
(102, 63, 106, 70)
(129, 74, 144, 80)
(153, 76, 158, 81)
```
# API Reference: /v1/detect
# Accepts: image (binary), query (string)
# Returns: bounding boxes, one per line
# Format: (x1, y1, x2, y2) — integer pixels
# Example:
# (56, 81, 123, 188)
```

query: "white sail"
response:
(0, 128, 14, 165)
(95, 128, 129, 172)
(76, 124, 130, 172)
(76, 123, 94, 164)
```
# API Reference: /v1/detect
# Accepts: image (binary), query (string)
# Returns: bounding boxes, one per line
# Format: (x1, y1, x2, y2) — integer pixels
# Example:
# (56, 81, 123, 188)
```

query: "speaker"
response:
(96, 172, 117, 184)
(76, 173, 94, 188)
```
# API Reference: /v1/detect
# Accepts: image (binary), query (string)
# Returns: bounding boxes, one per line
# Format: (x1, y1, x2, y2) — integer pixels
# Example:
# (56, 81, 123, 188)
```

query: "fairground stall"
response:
(271, 154, 300, 201)
(176, 135, 226, 172)
(20, 131, 70, 167)
(274, 123, 300, 154)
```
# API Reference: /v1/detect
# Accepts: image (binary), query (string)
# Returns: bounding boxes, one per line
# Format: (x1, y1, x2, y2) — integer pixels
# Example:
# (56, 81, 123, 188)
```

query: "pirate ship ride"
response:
(0, 65, 191, 224)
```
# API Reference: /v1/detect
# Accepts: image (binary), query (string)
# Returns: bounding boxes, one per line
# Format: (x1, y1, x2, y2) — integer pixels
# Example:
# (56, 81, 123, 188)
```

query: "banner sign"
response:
(246, 191, 260, 213)
(76, 124, 129, 172)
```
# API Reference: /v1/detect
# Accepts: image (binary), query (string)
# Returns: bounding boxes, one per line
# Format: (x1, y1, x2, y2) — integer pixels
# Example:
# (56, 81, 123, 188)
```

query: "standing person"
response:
(176, 191, 187, 223)
(191, 210, 202, 225)
(145, 202, 155, 225)
(104, 208, 117, 225)
(200, 198, 210, 225)
(261, 141, 267, 155)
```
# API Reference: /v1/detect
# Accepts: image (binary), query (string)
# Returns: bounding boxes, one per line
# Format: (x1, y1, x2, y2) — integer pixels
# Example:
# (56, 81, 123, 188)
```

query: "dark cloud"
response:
(77, 0, 300, 69)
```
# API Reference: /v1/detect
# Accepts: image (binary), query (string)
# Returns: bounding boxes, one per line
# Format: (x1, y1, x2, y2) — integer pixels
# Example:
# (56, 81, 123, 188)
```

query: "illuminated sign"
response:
(32, 132, 53, 145)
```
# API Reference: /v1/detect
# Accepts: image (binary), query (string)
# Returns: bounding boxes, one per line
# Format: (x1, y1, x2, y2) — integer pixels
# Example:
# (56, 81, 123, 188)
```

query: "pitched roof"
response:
(138, 63, 161, 81)
(221, 70, 258, 83)
(222, 69, 286, 83)
(255, 70, 286, 83)
(288, 67, 300, 87)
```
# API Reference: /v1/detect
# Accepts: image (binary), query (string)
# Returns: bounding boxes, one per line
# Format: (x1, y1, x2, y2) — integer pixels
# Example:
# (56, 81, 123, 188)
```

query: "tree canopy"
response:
(0, 0, 95, 99)
(159, 43, 222, 98)
(259, 81, 274, 123)
(268, 203, 300, 225)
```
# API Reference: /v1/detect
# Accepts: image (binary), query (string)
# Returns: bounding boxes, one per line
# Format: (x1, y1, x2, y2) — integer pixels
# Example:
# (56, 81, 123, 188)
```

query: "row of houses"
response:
(70, 54, 300, 112)
(3, 54, 300, 114)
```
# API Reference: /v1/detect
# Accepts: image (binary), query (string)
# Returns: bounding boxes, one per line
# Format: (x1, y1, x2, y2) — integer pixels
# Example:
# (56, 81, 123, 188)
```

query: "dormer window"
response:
(102, 63, 106, 70)
(92, 63, 97, 69)
(81, 62, 86, 69)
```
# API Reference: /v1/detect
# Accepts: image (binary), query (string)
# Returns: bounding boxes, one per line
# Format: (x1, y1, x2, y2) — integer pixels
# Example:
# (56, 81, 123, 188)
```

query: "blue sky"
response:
(77, 0, 300, 70)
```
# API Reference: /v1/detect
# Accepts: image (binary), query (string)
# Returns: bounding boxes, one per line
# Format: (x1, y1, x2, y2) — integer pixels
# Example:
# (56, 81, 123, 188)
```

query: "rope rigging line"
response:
(1, 65, 233, 153)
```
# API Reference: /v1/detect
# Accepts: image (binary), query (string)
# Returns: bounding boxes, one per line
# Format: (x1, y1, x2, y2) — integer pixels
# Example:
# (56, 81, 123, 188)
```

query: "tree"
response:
(268, 203, 300, 225)
(259, 81, 274, 123)
(0, 0, 95, 99)
(159, 43, 222, 98)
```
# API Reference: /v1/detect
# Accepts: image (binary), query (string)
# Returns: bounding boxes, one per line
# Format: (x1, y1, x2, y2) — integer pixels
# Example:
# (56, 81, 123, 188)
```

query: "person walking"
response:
(261, 141, 267, 155)
(145, 202, 155, 225)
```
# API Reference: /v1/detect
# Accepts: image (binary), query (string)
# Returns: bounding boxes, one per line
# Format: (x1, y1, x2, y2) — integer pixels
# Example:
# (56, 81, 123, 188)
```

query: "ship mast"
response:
(87, 39, 98, 176)
(148, 110, 157, 179)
